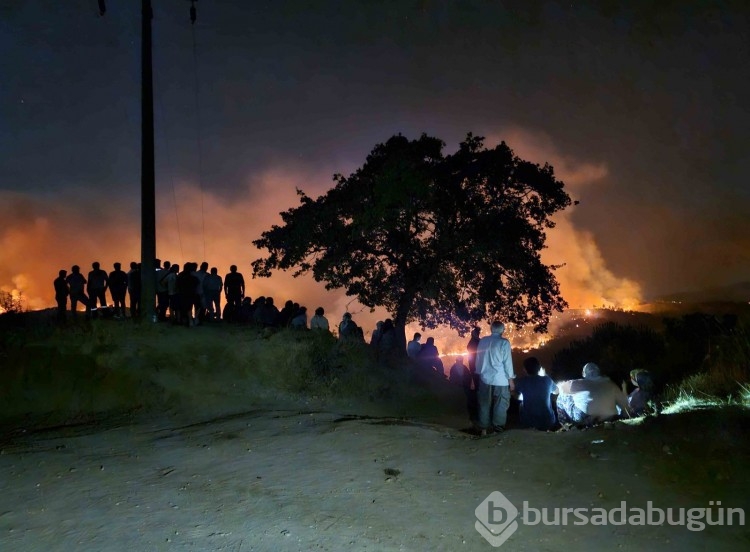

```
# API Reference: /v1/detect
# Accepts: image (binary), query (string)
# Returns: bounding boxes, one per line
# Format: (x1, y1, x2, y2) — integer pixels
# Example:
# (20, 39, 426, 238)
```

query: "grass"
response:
(0, 312, 466, 429)
(3, 307, 748, 432)
(660, 324, 750, 414)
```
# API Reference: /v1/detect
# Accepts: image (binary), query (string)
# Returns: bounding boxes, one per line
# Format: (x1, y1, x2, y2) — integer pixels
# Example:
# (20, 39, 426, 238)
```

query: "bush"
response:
(550, 322, 665, 384)
(662, 322, 750, 406)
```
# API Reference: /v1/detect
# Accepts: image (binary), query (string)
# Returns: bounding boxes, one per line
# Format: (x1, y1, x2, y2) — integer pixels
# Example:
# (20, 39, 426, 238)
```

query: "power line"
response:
(190, 6, 207, 261)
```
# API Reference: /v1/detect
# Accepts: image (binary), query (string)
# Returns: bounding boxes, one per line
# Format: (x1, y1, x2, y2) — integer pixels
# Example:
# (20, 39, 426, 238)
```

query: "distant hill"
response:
(650, 281, 750, 305)
(517, 297, 750, 374)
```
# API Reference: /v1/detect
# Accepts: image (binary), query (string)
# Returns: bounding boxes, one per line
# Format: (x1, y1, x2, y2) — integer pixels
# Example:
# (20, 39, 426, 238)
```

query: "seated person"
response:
(449, 356, 472, 388)
(416, 337, 445, 375)
(624, 369, 655, 416)
(515, 357, 558, 431)
(557, 362, 631, 426)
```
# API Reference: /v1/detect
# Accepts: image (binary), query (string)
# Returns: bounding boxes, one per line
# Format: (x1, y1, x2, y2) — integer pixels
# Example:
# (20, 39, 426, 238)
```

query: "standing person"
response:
(176, 262, 199, 327)
(127, 261, 142, 319)
(465, 326, 482, 424)
(406, 332, 422, 358)
(53, 269, 69, 323)
(203, 267, 223, 321)
(515, 357, 558, 431)
(87, 261, 109, 312)
(165, 264, 180, 325)
(378, 319, 396, 358)
(65, 265, 89, 319)
(108, 262, 129, 319)
(224, 265, 245, 312)
(155, 260, 171, 321)
(193, 262, 209, 323)
(466, 327, 481, 385)
(370, 321, 384, 350)
(475, 321, 515, 435)
(310, 307, 329, 331)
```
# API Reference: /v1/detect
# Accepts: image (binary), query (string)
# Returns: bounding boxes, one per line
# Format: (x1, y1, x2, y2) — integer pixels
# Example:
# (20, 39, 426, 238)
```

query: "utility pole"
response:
(141, 0, 156, 323)
(98, 1, 197, 322)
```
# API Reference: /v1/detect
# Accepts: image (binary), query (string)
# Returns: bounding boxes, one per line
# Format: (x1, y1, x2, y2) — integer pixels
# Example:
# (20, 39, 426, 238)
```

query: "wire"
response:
(191, 16, 207, 261)
(154, 79, 186, 263)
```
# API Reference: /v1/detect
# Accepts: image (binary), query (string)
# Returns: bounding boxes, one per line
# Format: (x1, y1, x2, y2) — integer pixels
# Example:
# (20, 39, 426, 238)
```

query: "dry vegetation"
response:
(0, 312, 464, 431)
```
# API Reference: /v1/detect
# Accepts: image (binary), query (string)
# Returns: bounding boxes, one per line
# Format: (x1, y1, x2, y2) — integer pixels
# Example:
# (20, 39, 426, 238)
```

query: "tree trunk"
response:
(392, 293, 414, 356)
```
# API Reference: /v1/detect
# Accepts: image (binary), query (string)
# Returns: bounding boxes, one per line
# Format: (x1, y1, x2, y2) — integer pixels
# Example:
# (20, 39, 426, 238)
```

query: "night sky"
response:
(2, 1, 749, 324)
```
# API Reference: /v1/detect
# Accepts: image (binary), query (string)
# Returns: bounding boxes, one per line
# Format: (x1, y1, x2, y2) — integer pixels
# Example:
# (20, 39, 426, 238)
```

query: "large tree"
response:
(252, 133, 572, 349)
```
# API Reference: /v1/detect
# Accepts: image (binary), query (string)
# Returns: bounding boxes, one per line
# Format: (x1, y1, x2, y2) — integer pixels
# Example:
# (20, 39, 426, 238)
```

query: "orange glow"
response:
(0, 140, 643, 355)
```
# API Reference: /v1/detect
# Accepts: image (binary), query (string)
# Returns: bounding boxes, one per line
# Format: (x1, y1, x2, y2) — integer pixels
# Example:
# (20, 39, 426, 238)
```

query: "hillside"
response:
(0, 310, 748, 551)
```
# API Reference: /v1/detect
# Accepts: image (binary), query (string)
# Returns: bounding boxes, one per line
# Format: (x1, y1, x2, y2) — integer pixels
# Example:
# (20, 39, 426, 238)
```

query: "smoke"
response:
(1, 131, 641, 347)
(485, 127, 643, 310)
(0, 169, 368, 323)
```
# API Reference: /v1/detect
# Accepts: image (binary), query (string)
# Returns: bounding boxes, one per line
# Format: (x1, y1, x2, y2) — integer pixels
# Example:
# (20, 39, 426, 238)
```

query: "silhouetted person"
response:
(278, 300, 296, 327)
(87, 261, 109, 312)
(310, 307, 329, 331)
(193, 261, 209, 323)
(252, 296, 266, 325)
(235, 296, 254, 323)
(127, 261, 142, 319)
(53, 269, 69, 323)
(407, 332, 422, 358)
(176, 262, 200, 327)
(449, 355, 476, 424)
(224, 265, 245, 312)
(515, 357, 558, 431)
(466, 326, 481, 389)
(338, 312, 363, 342)
(449, 356, 471, 386)
(260, 296, 280, 327)
(370, 321, 384, 350)
(204, 267, 223, 321)
(417, 337, 444, 375)
(290, 306, 308, 329)
(66, 265, 90, 319)
(378, 319, 397, 363)
(109, 262, 129, 319)
(155, 260, 171, 321)
(165, 264, 179, 324)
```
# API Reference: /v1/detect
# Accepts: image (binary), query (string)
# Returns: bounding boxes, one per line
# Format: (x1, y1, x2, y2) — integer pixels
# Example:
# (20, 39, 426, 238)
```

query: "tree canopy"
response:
(252, 133, 572, 344)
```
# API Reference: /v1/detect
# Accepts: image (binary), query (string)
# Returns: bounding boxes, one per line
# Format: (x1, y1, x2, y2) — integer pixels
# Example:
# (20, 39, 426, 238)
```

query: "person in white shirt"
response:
(475, 321, 515, 435)
(310, 307, 330, 331)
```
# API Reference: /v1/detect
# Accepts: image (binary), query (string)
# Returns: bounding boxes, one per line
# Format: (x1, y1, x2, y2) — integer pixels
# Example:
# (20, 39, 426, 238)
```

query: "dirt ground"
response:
(0, 399, 748, 552)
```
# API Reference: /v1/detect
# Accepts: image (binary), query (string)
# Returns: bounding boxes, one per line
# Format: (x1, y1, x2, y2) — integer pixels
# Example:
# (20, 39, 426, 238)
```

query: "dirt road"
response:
(0, 407, 747, 551)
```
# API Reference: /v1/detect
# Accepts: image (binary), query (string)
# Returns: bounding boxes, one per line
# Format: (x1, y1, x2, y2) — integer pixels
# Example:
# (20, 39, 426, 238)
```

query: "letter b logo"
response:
(475, 491, 519, 547)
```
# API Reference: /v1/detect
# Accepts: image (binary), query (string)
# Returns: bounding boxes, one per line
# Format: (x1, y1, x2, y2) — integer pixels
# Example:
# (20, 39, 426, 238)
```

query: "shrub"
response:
(550, 322, 665, 384)
(662, 322, 750, 407)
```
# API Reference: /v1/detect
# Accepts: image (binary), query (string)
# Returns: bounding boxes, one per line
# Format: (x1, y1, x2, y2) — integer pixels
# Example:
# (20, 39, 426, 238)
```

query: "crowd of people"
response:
(53, 263, 655, 433)
(447, 320, 656, 435)
(52, 260, 338, 332)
